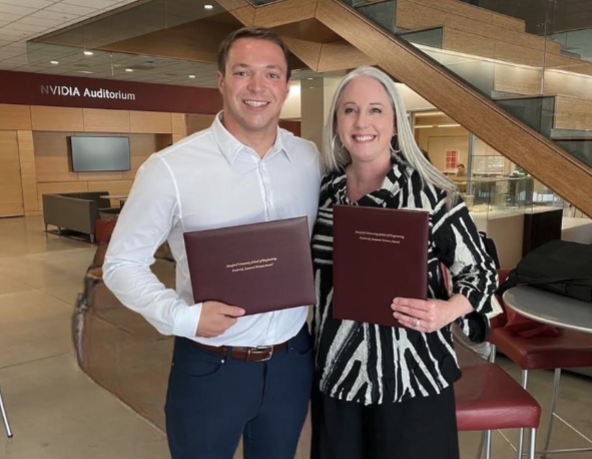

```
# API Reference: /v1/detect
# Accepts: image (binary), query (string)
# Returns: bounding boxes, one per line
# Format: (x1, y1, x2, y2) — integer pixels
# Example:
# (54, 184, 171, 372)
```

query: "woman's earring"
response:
(390, 133, 401, 153)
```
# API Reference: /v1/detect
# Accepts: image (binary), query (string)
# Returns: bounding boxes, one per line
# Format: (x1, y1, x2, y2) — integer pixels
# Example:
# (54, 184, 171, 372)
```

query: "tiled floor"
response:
(0, 216, 591, 458)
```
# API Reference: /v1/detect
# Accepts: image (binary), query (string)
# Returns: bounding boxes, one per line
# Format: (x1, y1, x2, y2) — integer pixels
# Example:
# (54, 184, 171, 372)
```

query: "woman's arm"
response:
(392, 192, 497, 332)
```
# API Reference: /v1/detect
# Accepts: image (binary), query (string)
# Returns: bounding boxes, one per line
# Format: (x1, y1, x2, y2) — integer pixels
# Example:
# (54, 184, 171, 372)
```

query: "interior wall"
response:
(32, 131, 171, 211)
(0, 103, 191, 217)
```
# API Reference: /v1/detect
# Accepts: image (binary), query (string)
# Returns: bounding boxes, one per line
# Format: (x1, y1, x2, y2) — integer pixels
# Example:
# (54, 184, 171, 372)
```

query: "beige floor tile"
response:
(0, 354, 168, 459)
(0, 273, 34, 296)
(0, 290, 74, 369)
(40, 282, 85, 306)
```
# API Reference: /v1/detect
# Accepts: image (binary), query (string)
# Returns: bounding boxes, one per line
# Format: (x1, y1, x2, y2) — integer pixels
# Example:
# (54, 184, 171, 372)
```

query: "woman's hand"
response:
(391, 295, 473, 333)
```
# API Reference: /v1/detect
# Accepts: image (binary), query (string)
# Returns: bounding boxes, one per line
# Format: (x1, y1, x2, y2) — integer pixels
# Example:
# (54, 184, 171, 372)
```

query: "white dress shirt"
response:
(103, 113, 321, 346)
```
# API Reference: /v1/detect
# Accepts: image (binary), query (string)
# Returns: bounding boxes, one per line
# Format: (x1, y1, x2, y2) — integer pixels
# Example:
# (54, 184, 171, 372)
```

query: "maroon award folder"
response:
(183, 217, 315, 315)
(333, 205, 429, 327)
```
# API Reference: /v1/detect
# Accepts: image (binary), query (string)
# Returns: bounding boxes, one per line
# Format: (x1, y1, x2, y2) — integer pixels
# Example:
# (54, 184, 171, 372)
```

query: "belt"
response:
(189, 339, 289, 362)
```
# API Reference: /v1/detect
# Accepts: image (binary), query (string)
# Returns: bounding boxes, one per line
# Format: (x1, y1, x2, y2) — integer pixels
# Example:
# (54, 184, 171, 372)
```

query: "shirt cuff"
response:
(172, 302, 203, 338)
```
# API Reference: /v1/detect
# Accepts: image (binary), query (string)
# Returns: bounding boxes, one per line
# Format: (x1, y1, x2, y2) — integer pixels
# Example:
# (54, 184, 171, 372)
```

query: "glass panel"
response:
(343, 0, 592, 168)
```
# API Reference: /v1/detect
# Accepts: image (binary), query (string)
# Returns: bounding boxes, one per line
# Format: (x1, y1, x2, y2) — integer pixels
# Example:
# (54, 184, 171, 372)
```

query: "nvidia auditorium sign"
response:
(40, 84, 136, 100)
(0, 69, 222, 114)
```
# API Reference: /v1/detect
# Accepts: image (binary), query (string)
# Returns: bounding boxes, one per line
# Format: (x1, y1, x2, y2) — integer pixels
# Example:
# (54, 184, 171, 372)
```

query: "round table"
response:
(503, 286, 592, 335)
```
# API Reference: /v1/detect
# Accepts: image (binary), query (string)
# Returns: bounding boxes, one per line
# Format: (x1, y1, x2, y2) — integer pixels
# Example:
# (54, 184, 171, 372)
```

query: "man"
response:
(103, 27, 321, 459)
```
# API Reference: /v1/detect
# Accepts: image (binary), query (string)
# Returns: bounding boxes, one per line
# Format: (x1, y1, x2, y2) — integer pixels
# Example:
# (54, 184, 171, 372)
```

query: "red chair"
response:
(490, 270, 592, 457)
(455, 355, 541, 459)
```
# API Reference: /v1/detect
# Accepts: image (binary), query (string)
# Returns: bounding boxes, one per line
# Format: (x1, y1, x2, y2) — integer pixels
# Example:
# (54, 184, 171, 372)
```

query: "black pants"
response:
(165, 326, 314, 459)
(311, 385, 460, 459)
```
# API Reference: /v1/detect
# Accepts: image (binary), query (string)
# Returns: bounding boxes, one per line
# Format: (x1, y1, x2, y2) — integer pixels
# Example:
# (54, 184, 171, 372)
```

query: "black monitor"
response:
(70, 136, 131, 172)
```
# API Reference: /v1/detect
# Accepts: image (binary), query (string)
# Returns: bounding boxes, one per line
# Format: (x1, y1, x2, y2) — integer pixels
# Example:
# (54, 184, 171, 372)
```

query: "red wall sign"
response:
(0, 70, 222, 114)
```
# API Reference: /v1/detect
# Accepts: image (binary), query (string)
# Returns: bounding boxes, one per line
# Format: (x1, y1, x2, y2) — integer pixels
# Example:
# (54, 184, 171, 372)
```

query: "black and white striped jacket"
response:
(312, 154, 497, 405)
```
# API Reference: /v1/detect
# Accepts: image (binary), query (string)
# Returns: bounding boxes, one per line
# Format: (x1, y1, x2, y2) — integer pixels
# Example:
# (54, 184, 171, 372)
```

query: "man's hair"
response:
(217, 27, 291, 80)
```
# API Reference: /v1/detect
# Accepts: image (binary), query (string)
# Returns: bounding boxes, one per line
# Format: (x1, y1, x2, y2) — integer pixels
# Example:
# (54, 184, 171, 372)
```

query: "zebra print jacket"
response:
(312, 154, 497, 405)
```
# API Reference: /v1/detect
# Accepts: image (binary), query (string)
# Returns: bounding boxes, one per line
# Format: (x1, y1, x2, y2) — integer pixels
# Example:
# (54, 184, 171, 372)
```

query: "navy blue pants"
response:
(165, 326, 314, 459)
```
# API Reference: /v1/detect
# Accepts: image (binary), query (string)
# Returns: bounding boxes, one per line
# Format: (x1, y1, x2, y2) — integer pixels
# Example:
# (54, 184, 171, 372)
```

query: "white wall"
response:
(280, 82, 301, 119)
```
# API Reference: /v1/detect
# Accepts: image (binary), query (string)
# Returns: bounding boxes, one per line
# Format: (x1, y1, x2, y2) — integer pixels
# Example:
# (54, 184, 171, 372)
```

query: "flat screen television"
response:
(70, 136, 131, 172)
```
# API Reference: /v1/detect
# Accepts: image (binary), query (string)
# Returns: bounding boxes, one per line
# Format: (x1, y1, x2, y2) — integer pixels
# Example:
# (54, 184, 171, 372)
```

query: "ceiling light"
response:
(307, 78, 313, 80)
(437, 124, 461, 128)
(125, 68, 133, 72)
(204, 4, 214, 9)
(78, 70, 94, 74)
(189, 75, 196, 79)
(50, 60, 59, 65)
(83, 50, 93, 56)
(414, 125, 434, 129)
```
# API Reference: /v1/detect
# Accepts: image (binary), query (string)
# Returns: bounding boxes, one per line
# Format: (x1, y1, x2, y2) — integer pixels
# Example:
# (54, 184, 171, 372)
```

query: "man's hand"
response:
(196, 301, 246, 338)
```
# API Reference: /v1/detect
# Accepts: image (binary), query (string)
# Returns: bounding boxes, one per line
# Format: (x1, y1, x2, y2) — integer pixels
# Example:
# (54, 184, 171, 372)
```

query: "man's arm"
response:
(103, 155, 201, 338)
(103, 155, 245, 338)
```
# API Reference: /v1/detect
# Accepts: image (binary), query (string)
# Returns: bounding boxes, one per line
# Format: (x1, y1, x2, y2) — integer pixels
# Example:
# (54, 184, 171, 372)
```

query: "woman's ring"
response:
(415, 319, 421, 329)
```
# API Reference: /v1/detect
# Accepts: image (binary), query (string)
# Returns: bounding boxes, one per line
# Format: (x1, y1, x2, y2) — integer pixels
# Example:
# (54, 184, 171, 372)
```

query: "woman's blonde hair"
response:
(322, 66, 459, 208)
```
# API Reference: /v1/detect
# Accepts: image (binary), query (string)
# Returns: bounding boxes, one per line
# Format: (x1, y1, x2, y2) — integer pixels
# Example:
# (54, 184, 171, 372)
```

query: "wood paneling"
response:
(84, 109, 131, 133)
(283, 36, 323, 71)
(316, 0, 592, 216)
(130, 111, 172, 134)
(0, 131, 24, 217)
(494, 64, 542, 96)
(229, 5, 255, 26)
(37, 181, 88, 211)
(410, 0, 525, 32)
(33, 131, 78, 183)
(253, 0, 318, 28)
(318, 40, 374, 72)
(31, 106, 84, 132)
(171, 113, 187, 136)
(87, 180, 133, 196)
(554, 96, 592, 131)
(186, 114, 215, 136)
(396, 0, 550, 52)
(17, 130, 38, 213)
(122, 134, 161, 179)
(442, 27, 495, 60)
(214, 0, 250, 10)
(544, 71, 592, 100)
(108, 21, 236, 64)
(0, 104, 31, 130)
(78, 171, 124, 181)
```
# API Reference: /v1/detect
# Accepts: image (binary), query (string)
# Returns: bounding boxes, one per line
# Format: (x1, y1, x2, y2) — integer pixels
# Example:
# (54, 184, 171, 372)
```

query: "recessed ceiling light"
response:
(83, 50, 93, 56)
(125, 68, 133, 72)
(204, 4, 214, 9)
(189, 75, 196, 79)
(78, 70, 94, 74)
(50, 60, 59, 65)
(307, 78, 313, 80)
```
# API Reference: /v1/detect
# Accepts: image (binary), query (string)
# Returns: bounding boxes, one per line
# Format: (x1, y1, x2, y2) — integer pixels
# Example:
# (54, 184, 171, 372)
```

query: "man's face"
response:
(218, 38, 290, 136)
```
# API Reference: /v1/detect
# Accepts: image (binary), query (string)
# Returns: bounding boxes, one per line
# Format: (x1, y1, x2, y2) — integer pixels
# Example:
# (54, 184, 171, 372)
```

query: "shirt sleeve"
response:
(103, 154, 202, 338)
(431, 194, 498, 314)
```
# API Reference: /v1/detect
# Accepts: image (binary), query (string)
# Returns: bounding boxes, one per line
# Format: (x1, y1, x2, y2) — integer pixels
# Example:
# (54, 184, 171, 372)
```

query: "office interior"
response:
(1, 0, 592, 458)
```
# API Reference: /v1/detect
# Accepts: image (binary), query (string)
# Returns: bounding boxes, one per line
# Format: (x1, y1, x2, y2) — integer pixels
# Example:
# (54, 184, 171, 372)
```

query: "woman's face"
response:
(336, 76, 396, 165)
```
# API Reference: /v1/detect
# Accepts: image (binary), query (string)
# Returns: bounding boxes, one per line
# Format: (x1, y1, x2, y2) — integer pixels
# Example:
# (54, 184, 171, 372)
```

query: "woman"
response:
(311, 67, 497, 459)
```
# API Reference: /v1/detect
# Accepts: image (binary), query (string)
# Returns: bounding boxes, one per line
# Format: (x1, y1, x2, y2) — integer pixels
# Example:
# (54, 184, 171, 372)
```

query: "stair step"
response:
(396, 0, 561, 54)
(408, 0, 525, 32)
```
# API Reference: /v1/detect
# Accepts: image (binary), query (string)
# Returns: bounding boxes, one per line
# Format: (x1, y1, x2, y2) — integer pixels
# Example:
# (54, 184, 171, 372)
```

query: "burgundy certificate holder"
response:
(183, 216, 315, 315)
(333, 205, 429, 327)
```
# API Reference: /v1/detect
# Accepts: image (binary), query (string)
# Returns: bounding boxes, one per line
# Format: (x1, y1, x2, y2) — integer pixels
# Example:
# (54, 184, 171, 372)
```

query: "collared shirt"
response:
(103, 113, 321, 347)
(312, 154, 497, 405)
